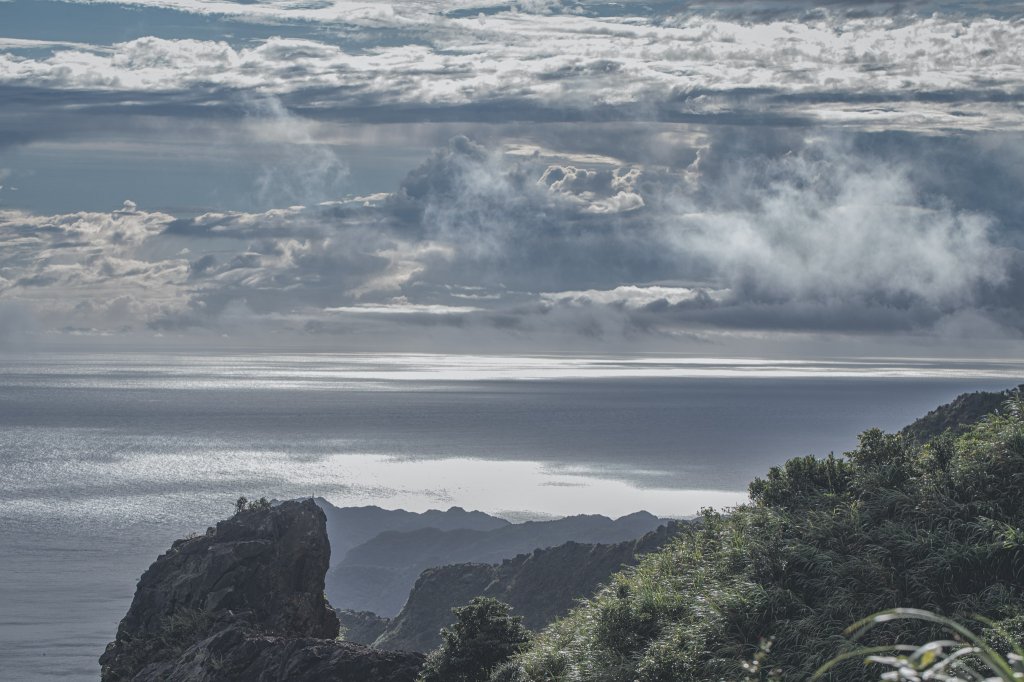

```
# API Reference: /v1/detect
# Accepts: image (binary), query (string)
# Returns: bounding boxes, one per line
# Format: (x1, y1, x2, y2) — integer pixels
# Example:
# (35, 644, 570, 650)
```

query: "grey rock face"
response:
(100, 499, 423, 681)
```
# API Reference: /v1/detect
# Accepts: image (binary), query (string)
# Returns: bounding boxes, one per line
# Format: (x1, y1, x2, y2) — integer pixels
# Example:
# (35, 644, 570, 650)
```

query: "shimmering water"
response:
(1, 353, 1021, 679)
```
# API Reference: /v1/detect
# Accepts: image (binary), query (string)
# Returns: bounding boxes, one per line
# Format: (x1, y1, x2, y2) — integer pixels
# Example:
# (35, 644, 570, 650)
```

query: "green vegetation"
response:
(901, 386, 1024, 443)
(813, 608, 1024, 681)
(235, 496, 271, 513)
(494, 397, 1024, 680)
(418, 597, 531, 682)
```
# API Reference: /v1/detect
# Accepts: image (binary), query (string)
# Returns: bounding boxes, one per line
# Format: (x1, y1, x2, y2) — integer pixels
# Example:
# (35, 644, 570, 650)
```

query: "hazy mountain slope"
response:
(371, 521, 685, 652)
(314, 498, 510, 562)
(900, 384, 1023, 443)
(327, 511, 668, 616)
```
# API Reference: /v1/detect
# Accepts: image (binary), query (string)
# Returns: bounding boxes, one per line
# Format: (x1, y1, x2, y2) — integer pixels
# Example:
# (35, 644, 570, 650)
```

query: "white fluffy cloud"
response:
(2, 11, 1023, 130)
(1, 134, 1018, 349)
(666, 146, 1008, 307)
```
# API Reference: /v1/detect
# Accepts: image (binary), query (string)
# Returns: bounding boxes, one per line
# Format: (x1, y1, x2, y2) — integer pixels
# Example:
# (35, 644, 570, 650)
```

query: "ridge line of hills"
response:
(319, 501, 670, 616)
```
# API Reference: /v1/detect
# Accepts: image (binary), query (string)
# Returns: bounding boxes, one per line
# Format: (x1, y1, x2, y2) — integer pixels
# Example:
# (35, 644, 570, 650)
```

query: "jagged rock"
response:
(100, 499, 423, 681)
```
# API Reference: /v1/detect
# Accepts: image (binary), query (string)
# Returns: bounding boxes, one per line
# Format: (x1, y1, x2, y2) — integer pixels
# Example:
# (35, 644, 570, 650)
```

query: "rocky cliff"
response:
(100, 499, 423, 681)
(368, 521, 685, 652)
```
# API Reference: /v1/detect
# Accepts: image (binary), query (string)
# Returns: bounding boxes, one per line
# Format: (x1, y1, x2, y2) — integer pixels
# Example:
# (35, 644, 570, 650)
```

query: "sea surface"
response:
(1, 352, 1022, 680)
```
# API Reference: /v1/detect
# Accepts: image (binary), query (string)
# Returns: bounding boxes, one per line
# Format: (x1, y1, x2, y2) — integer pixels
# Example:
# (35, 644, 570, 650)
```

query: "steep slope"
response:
(900, 384, 1023, 443)
(315, 498, 509, 563)
(510, 403, 1024, 680)
(327, 511, 668, 615)
(100, 499, 423, 682)
(371, 521, 685, 652)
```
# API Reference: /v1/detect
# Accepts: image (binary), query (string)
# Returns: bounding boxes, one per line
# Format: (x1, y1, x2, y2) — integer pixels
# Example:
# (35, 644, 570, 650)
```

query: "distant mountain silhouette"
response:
(357, 521, 686, 652)
(326, 511, 669, 616)
(314, 498, 510, 562)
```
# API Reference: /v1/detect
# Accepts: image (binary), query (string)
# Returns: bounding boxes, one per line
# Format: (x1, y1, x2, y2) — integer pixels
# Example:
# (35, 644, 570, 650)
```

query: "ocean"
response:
(1, 352, 1021, 679)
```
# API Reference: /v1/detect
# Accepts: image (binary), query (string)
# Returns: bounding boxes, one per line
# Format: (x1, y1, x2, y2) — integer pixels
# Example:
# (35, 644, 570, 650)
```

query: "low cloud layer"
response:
(1, 131, 1020, 352)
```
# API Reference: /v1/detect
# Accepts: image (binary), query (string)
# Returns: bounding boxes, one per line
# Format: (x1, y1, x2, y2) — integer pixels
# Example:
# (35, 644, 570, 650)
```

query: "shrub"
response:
(234, 496, 271, 513)
(419, 597, 531, 682)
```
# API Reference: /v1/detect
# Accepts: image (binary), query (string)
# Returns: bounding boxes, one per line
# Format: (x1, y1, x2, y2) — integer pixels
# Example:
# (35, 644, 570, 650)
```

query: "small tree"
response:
(418, 597, 531, 682)
(234, 496, 271, 513)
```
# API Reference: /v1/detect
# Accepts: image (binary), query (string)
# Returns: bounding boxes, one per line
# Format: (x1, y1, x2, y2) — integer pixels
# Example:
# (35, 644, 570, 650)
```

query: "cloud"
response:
(245, 96, 351, 209)
(2, 10, 1023, 132)
(1, 0, 1022, 357)
(541, 285, 724, 309)
(666, 140, 1009, 308)
(0, 130, 1020, 352)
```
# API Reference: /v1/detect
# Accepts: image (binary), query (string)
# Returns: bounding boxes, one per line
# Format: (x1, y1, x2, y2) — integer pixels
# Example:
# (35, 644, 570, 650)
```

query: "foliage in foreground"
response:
(813, 608, 1024, 681)
(418, 597, 531, 682)
(500, 398, 1024, 681)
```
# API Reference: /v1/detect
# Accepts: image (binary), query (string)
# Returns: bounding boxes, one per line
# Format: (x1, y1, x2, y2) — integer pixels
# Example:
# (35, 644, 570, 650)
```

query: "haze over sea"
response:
(1, 352, 1022, 679)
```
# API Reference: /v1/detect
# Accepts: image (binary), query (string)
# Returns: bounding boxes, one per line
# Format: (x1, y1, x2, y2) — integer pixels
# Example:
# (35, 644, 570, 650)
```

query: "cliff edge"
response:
(100, 499, 423, 681)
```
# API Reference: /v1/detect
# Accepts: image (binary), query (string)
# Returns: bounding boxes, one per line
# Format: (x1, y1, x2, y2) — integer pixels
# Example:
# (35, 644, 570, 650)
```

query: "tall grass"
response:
(812, 609, 1024, 681)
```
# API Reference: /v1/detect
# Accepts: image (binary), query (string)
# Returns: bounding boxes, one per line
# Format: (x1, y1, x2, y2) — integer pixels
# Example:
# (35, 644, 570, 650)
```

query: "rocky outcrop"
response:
(100, 499, 423, 681)
(373, 521, 686, 652)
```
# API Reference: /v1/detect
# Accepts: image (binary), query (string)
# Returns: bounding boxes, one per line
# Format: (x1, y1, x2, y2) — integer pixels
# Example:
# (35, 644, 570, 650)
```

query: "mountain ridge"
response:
(900, 384, 1023, 443)
(314, 499, 510, 562)
(327, 510, 668, 615)
(364, 520, 687, 652)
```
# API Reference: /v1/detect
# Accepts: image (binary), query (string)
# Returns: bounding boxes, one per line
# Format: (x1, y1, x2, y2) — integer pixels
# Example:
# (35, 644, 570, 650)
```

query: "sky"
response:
(1, 0, 1023, 355)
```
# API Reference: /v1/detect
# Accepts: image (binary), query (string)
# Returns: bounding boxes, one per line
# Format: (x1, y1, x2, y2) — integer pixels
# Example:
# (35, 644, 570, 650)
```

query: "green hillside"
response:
(486, 392, 1024, 680)
(901, 385, 1024, 443)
